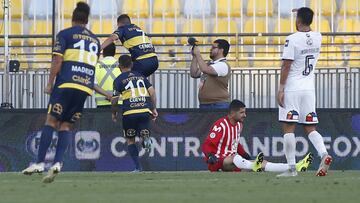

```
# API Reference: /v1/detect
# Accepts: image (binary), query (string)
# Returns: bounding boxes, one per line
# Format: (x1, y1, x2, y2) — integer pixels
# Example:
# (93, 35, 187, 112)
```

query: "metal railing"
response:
(1, 67, 359, 109)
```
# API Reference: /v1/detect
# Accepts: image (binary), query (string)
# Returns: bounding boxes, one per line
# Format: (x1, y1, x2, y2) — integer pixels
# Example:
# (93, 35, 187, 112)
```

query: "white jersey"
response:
(282, 31, 322, 91)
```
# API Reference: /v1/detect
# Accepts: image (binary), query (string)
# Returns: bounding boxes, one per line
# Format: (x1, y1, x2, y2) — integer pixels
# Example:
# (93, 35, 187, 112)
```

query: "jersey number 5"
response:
(303, 55, 315, 76)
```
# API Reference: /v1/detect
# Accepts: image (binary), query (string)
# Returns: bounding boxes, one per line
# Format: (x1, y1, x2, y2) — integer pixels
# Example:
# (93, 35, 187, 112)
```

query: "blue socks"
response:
(128, 144, 141, 170)
(37, 125, 55, 163)
(54, 131, 72, 163)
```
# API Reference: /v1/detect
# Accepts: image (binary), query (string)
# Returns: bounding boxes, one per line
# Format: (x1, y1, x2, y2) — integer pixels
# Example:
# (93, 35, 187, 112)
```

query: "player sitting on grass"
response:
(202, 99, 313, 172)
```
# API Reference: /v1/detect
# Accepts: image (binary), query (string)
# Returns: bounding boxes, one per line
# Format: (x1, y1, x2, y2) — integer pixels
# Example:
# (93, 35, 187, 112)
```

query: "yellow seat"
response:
(212, 20, 238, 44)
(123, 0, 149, 18)
(253, 47, 281, 67)
(181, 19, 206, 44)
(10, 48, 28, 69)
(274, 19, 294, 44)
(151, 20, 176, 45)
(91, 19, 115, 35)
(0, 21, 23, 46)
(353, 19, 360, 43)
(10, 0, 23, 18)
(335, 19, 354, 44)
(153, 0, 180, 17)
(158, 48, 187, 69)
(340, 0, 360, 16)
(216, 0, 242, 17)
(348, 47, 360, 67)
(318, 46, 343, 67)
(243, 19, 267, 44)
(227, 52, 249, 68)
(31, 48, 52, 69)
(247, 0, 273, 17)
(310, 0, 337, 16)
(63, 0, 81, 18)
(28, 21, 53, 46)
(311, 19, 331, 43)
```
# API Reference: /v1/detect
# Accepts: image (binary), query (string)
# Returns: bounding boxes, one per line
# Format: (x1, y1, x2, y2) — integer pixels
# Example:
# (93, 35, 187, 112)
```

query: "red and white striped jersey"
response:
(202, 116, 246, 159)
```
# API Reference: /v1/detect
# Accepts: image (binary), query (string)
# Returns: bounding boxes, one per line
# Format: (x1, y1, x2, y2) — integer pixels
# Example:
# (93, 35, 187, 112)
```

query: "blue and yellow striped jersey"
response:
(53, 25, 100, 95)
(113, 24, 156, 61)
(113, 71, 153, 116)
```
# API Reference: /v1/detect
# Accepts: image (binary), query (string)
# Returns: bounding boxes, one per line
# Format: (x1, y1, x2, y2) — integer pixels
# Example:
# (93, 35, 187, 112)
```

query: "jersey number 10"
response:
(125, 79, 147, 98)
(303, 55, 315, 76)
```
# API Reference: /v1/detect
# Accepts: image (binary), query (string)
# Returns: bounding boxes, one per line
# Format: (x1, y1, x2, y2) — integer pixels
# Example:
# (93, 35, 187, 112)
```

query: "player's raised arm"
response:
(101, 34, 118, 50)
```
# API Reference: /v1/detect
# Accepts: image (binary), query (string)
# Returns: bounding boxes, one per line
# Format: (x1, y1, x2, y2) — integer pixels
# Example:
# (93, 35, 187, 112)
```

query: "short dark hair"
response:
(118, 55, 133, 68)
(72, 2, 90, 24)
(117, 14, 131, 25)
(229, 100, 246, 113)
(297, 7, 314, 26)
(214, 39, 230, 57)
(103, 43, 116, 57)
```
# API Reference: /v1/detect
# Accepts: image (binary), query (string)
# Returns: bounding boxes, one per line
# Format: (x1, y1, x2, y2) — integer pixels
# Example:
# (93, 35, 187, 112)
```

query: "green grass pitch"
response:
(0, 171, 359, 203)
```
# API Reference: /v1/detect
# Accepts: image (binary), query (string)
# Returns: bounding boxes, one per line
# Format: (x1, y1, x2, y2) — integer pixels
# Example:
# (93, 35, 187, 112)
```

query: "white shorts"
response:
(278, 90, 318, 124)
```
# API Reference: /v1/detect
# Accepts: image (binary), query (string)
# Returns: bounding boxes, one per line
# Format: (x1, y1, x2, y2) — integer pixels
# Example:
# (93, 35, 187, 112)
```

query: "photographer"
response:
(190, 39, 231, 109)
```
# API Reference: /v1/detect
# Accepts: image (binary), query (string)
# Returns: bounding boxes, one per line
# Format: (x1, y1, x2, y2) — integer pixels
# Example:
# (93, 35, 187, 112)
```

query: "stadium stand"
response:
(340, 0, 360, 16)
(243, 18, 268, 44)
(122, 0, 150, 18)
(310, 0, 337, 16)
(28, 20, 53, 46)
(216, 0, 242, 17)
(247, 0, 273, 17)
(153, 0, 180, 17)
(183, 0, 211, 17)
(274, 18, 294, 44)
(151, 20, 176, 44)
(180, 19, 206, 44)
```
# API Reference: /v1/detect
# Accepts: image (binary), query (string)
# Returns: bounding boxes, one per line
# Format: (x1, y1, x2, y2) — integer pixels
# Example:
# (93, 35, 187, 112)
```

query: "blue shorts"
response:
(133, 56, 158, 77)
(47, 87, 88, 123)
(122, 113, 150, 138)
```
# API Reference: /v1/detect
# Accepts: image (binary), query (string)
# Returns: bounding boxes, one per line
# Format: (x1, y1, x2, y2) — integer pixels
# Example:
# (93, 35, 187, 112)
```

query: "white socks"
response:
(264, 162, 289, 172)
(308, 130, 328, 158)
(233, 154, 254, 170)
(284, 133, 296, 166)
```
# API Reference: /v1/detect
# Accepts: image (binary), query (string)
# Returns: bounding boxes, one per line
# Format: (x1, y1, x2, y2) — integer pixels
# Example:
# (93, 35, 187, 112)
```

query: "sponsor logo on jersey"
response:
(209, 132, 216, 139)
(287, 110, 299, 120)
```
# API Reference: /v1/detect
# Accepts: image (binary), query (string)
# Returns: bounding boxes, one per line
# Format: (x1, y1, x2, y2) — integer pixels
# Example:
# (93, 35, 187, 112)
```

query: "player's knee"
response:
(126, 137, 136, 145)
(45, 114, 60, 129)
(304, 125, 317, 135)
(59, 122, 73, 131)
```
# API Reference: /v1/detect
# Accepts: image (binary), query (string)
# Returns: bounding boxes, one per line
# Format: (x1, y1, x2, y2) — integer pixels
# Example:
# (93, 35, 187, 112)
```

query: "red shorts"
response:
(206, 157, 241, 172)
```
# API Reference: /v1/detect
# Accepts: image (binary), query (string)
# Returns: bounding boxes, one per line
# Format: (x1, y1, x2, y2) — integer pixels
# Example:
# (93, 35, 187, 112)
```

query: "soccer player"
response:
(112, 55, 158, 172)
(101, 14, 158, 77)
(22, 2, 100, 183)
(277, 7, 332, 177)
(202, 99, 313, 172)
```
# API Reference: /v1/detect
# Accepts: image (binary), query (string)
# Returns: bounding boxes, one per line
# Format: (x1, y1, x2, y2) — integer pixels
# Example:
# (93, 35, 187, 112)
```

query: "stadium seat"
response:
(311, 19, 332, 43)
(0, 21, 23, 46)
(247, 0, 273, 17)
(28, 21, 53, 46)
(227, 52, 249, 67)
(212, 19, 238, 44)
(153, 0, 180, 17)
(274, 18, 294, 44)
(10, 48, 28, 69)
(122, 0, 149, 18)
(63, 0, 81, 18)
(31, 48, 52, 69)
(318, 46, 343, 67)
(253, 47, 281, 67)
(278, 0, 305, 17)
(183, 0, 211, 17)
(340, 0, 360, 16)
(151, 20, 176, 45)
(348, 47, 360, 67)
(158, 47, 187, 69)
(9, 0, 23, 18)
(335, 19, 354, 44)
(353, 19, 360, 43)
(216, 0, 242, 17)
(28, 0, 52, 18)
(310, 0, 337, 16)
(181, 19, 206, 44)
(90, 0, 118, 17)
(91, 19, 116, 35)
(243, 19, 267, 44)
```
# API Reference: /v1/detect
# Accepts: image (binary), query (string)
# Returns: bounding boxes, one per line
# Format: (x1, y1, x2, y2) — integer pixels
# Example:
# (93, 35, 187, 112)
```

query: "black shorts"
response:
(47, 87, 88, 123)
(122, 113, 150, 138)
(133, 56, 158, 77)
